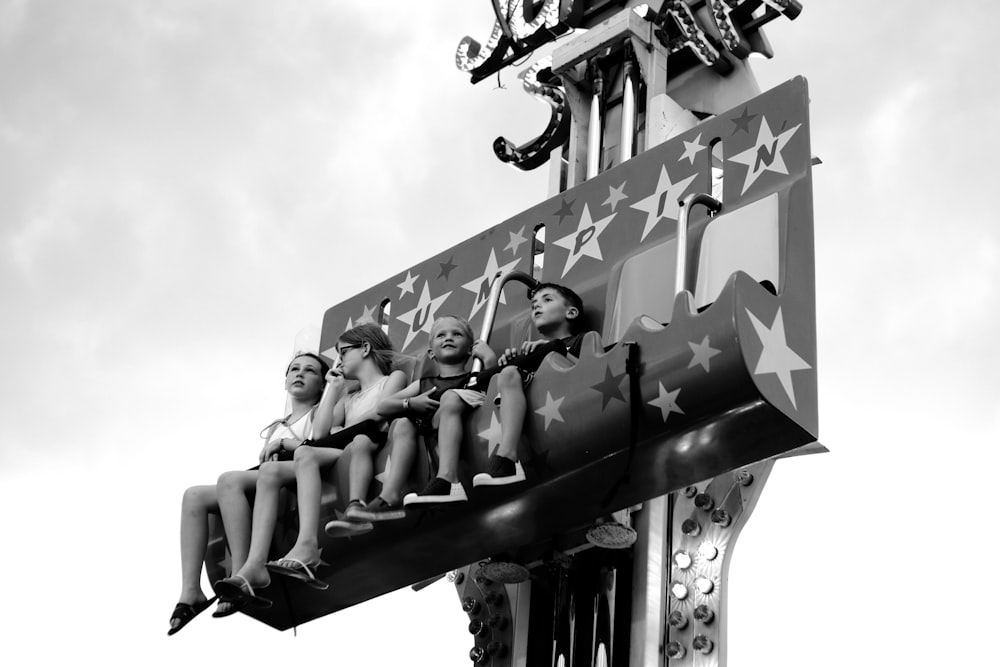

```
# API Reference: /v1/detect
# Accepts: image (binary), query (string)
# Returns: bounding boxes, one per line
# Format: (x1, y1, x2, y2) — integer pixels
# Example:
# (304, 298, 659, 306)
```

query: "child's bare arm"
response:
(472, 339, 498, 369)
(378, 379, 421, 418)
(312, 369, 350, 436)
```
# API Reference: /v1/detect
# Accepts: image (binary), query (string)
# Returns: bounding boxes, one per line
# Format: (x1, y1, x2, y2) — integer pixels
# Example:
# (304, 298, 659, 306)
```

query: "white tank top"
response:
(343, 376, 389, 427)
(266, 410, 314, 445)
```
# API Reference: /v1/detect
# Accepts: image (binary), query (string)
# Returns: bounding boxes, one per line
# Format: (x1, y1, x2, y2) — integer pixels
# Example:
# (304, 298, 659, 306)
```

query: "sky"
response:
(1, 1, 998, 664)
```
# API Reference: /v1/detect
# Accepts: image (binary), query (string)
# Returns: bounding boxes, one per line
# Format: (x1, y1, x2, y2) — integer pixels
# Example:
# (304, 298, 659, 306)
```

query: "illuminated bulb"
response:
(666, 642, 687, 659)
(447, 570, 463, 584)
(695, 577, 715, 595)
(469, 646, 489, 664)
(710, 508, 732, 527)
(673, 551, 692, 570)
(683, 486, 698, 498)
(694, 605, 715, 624)
(694, 493, 715, 511)
(468, 620, 488, 637)
(698, 543, 719, 561)
(692, 635, 714, 654)
(670, 581, 689, 600)
(735, 470, 754, 486)
(462, 597, 481, 615)
(668, 611, 689, 629)
(681, 519, 702, 537)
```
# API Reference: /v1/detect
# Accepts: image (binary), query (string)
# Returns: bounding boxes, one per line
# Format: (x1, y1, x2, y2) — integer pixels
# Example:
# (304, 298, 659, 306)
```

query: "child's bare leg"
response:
(279, 446, 341, 563)
(496, 365, 525, 461)
(346, 434, 378, 503)
(435, 391, 469, 483)
(231, 461, 296, 586)
(379, 418, 417, 505)
(214, 470, 258, 574)
(177, 485, 218, 606)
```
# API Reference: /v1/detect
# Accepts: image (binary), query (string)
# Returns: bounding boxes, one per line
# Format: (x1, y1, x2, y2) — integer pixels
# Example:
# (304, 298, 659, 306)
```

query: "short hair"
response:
(338, 323, 395, 376)
(287, 351, 330, 378)
(529, 282, 584, 330)
(430, 315, 475, 342)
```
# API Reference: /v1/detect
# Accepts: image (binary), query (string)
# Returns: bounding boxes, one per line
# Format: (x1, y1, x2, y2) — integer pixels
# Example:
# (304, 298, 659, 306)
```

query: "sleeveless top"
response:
(266, 409, 315, 445)
(343, 376, 390, 427)
(419, 372, 473, 401)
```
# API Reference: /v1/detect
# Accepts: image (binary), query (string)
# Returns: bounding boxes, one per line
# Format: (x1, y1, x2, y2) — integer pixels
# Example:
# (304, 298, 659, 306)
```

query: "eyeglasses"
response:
(337, 344, 361, 356)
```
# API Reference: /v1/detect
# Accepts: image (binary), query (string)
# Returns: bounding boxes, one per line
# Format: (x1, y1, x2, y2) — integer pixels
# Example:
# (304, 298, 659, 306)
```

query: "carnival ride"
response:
(204, 2, 822, 664)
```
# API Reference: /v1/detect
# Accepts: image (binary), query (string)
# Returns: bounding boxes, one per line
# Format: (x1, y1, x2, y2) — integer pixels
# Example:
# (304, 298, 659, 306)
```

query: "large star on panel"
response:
(649, 383, 684, 423)
(688, 335, 721, 372)
(551, 203, 617, 278)
(397, 271, 418, 298)
(504, 225, 528, 256)
(629, 165, 698, 242)
(478, 411, 502, 456)
(356, 303, 378, 325)
(396, 281, 452, 351)
(728, 116, 802, 195)
(591, 365, 627, 411)
(462, 248, 521, 320)
(745, 306, 811, 409)
(535, 392, 565, 430)
(679, 132, 707, 165)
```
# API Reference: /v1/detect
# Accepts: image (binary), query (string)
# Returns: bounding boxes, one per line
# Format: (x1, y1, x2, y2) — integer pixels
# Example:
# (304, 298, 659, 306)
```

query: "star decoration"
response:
(745, 306, 811, 409)
(374, 453, 392, 485)
(553, 198, 575, 224)
(437, 256, 458, 281)
(728, 116, 802, 194)
(478, 411, 502, 455)
(649, 383, 684, 423)
(356, 303, 378, 325)
(602, 182, 629, 212)
(590, 365, 627, 411)
(679, 132, 707, 165)
(397, 271, 418, 298)
(551, 203, 617, 278)
(534, 392, 565, 430)
(629, 165, 698, 242)
(730, 106, 757, 135)
(688, 336, 721, 372)
(504, 225, 529, 256)
(396, 281, 452, 351)
(462, 249, 521, 320)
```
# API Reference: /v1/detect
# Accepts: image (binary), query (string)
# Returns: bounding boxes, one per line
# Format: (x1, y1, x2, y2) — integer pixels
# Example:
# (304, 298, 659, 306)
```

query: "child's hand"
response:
(499, 340, 544, 365)
(260, 438, 283, 464)
(472, 340, 496, 364)
(326, 367, 346, 386)
(408, 388, 440, 416)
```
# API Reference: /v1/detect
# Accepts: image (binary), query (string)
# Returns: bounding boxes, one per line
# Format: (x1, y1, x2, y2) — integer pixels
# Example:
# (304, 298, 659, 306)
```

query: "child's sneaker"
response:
(473, 455, 526, 487)
(351, 496, 406, 522)
(343, 499, 368, 522)
(324, 518, 374, 538)
(403, 478, 468, 506)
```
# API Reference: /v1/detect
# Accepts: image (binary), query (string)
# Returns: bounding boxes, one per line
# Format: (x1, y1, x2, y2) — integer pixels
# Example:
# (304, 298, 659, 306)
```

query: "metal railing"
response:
(472, 269, 540, 373)
(675, 192, 723, 297)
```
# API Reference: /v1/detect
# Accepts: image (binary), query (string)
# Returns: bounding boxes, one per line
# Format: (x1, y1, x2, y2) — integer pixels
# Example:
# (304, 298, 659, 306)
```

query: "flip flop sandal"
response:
(167, 596, 217, 636)
(214, 575, 273, 609)
(266, 558, 329, 591)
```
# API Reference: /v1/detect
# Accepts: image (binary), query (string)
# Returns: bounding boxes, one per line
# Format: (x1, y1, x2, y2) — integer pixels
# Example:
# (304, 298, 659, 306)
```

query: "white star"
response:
(678, 132, 706, 165)
(728, 116, 801, 194)
(745, 306, 811, 409)
(504, 226, 529, 256)
(688, 336, 721, 372)
(551, 203, 617, 278)
(629, 165, 698, 241)
(602, 182, 629, 212)
(396, 281, 452, 352)
(397, 271, 418, 298)
(374, 452, 391, 485)
(356, 303, 378, 325)
(649, 383, 684, 422)
(478, 411, 502, 455)
(462, 248, 521, 321)
(534, 392, 565, 430)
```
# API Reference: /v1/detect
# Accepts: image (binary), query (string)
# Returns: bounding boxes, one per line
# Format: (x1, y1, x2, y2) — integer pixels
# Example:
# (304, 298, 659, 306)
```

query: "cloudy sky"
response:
(1, 1, 997, 665)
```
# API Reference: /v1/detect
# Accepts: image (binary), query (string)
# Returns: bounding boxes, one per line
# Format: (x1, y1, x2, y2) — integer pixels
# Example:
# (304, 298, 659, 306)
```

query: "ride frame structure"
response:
(203, 2, 824, 665)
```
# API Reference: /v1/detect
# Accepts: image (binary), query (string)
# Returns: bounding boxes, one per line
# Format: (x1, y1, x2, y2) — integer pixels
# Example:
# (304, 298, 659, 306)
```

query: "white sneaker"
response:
(473, 459, 526, 487)
(403, 479, 468, 506)
(324, 518, 374, 538)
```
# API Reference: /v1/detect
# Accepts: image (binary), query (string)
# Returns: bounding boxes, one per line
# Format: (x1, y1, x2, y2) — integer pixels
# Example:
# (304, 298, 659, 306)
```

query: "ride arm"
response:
(472, 269, 540, 374)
